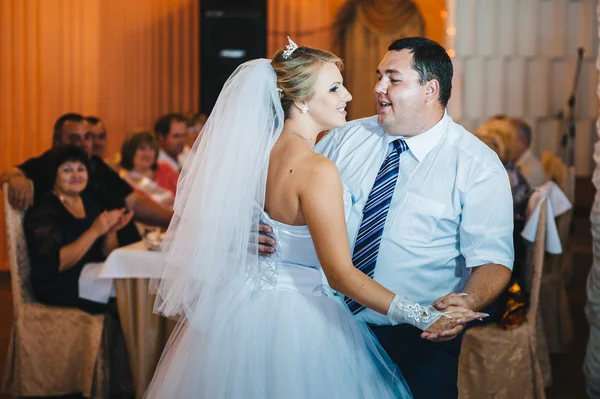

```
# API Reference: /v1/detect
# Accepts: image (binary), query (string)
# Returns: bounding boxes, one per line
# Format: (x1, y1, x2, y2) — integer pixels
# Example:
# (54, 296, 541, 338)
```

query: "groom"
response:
(260, 37, 513, 398)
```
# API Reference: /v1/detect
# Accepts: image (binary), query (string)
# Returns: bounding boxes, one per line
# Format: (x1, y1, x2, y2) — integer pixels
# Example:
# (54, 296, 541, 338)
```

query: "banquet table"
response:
(99, 241, 177, 398)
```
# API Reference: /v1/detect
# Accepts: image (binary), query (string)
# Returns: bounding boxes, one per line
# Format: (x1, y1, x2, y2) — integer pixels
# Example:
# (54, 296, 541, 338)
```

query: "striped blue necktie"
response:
(345, 139, 408, 314)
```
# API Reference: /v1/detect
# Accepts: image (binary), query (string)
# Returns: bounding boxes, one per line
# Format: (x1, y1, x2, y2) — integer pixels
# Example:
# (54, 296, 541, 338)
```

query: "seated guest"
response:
(155, 113, 188, 172)
(85, 116, 107, 159)
(119, 129, 178, 209)
(476, 131, 505, 159)
(186, 112, 208, 147)
(511, 117, 548, 188)
(482, 116, 548, 188)
(0, 113, 173, 245)
(24, 146, 133, 313)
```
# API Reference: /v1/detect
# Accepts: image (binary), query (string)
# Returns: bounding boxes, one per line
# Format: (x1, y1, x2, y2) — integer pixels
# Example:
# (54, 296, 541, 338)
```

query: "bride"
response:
(145, 40, 482, 398)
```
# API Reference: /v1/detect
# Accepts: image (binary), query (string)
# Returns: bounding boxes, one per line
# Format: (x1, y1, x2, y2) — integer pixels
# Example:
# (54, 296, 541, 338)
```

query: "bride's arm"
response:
(300, 158, 485, 329)
(299, 158, 396, 315)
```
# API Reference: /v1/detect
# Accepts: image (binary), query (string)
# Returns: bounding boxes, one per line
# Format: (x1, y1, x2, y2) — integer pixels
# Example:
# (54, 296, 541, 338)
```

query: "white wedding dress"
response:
(145, 59, 412, 399)
(145, 191, 412, 398)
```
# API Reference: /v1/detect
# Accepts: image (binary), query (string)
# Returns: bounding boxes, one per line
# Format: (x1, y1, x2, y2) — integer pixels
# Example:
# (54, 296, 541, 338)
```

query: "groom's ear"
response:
(424, 79, 440, 105)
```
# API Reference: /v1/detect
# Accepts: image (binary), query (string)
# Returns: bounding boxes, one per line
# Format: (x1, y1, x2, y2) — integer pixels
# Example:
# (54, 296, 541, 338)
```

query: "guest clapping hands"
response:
(25, 146, 133, 313)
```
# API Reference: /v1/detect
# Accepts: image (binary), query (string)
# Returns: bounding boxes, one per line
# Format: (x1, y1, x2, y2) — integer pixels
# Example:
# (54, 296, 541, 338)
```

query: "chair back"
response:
(2, 184, 35, 318)
(542, 166, 574, 278)
(565, 166, 575, 203)
(526, 198, 548, 326)
(557, 166, 576, 243)
(553, 165, 575, 243)
(541, 151, 569, 193)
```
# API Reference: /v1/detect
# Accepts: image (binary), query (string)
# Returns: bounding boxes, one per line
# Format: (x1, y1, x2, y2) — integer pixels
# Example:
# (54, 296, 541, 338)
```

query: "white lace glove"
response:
(387, 294, 449, 331)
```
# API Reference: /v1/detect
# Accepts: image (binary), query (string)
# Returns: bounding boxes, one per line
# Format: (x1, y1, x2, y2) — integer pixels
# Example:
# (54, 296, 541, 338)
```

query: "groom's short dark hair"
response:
(388, 37, 453, 107)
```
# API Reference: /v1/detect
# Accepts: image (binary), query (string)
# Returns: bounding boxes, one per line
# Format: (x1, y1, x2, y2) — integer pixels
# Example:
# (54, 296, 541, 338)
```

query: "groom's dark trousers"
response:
(369, 324, 463, 399)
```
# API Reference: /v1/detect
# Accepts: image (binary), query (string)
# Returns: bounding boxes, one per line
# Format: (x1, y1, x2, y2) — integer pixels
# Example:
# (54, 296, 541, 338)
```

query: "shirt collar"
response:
(384, 110, 450, 163)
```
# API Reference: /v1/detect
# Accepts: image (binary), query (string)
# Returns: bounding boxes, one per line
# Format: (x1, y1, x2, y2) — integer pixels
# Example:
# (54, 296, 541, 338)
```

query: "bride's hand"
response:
(422, 316, 461, 338)
(421, 306, 489, 342)
(421, 306, 488, 342)
(421, 291, 487, 341)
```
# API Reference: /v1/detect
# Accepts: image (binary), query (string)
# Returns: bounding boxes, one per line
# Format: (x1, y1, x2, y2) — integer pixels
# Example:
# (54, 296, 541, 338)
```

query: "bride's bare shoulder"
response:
(300, 153, 341, 187)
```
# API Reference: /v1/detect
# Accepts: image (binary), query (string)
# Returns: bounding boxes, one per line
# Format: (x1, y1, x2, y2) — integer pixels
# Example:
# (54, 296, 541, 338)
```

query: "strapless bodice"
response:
(245, 185, 353, 295)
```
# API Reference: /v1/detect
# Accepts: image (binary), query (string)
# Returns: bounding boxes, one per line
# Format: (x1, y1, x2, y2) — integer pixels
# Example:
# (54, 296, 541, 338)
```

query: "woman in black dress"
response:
(24, 146, 133, 313)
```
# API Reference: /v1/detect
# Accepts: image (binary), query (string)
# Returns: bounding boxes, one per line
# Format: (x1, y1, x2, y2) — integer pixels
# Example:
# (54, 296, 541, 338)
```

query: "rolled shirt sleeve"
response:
(460, 166, 515, 270)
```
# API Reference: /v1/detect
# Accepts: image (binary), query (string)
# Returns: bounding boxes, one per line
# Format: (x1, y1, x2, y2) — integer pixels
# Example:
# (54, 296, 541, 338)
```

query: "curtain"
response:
(335, 0, 425, 120)
(0, 0, 200, 269)
(267, 0, 346, 55)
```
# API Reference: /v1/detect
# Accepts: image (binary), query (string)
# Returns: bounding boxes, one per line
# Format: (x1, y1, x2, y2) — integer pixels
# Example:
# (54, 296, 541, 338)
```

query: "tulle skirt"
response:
(144, 287, 412, 398)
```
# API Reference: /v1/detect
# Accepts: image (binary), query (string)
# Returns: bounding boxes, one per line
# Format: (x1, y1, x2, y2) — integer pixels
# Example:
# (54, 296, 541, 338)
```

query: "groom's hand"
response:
(433, 292, 476, 312)
(421, 306, 485, 342)
(421, 293, 488, 342)
(257, 223, 276, 256)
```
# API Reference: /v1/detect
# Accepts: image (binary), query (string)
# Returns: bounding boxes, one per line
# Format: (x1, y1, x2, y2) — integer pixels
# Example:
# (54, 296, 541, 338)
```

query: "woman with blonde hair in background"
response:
(477, 118, 531, 218)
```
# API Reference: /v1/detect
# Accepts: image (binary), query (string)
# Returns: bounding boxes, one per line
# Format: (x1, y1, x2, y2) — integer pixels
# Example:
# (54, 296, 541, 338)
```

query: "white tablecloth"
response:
(99, 241, 166, 279)
(79, 262, 115, 304)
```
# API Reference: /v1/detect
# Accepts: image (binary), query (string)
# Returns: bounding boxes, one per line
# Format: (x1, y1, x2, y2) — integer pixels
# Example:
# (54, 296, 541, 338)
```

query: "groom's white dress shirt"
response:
(316, 111, 514, 325)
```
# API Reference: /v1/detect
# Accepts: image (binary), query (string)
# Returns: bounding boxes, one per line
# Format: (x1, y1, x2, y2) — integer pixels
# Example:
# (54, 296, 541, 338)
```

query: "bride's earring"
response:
(301, 106, 308, 115)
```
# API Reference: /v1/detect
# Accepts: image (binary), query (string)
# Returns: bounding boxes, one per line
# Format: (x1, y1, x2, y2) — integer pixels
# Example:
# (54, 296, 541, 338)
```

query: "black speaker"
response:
(200, 0, 267, 115)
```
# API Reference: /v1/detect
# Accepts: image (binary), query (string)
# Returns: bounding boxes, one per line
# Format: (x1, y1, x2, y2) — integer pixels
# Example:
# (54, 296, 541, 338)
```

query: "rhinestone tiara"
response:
(282, 36, 298, 60)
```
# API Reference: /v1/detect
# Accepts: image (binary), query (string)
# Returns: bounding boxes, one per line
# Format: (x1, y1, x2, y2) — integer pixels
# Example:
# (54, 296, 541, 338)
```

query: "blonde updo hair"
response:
(271, 46, 343, 119)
